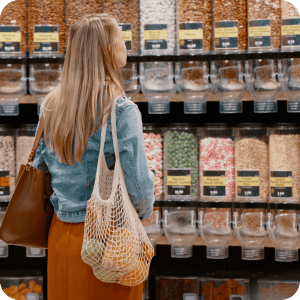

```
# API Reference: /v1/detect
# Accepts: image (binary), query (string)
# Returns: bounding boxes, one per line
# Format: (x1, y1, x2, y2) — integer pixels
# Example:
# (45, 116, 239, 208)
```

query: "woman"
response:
(32, 14, 155, 300)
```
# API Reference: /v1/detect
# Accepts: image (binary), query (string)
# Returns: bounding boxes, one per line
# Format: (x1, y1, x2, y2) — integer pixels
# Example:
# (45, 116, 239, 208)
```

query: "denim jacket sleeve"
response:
(116, 104, 155, 220)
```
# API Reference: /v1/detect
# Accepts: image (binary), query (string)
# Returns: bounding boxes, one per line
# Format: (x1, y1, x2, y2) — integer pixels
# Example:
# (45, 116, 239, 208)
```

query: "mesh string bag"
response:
(81, 96, 154, 286)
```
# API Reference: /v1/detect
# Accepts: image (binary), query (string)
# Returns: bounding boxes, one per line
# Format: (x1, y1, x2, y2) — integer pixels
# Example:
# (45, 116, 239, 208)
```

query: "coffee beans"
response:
(28, 0, 65, 55)
(177, 0, 212, 52)
(0, 0, 27, 54)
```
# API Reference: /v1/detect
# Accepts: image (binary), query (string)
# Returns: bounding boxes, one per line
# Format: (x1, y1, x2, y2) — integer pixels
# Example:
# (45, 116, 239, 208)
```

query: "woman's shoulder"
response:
(115, 93, 139, 115)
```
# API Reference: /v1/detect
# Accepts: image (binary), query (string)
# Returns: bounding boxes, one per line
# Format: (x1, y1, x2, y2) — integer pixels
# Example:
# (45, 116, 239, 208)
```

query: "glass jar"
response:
(163, 124, 198, 201)
(234, 123, 269, 202)
(176, 0, 212, 54)
(247, 0, 281, 52)
(143, 124, 163, 200)
(212, 0, 247, 53)
(28, 0, 65, 57)
(140, 0, 176, 55)
(199, 124, 235, 201)
(16, 125, 37, 181)
(269, 123, 300, 203)
(0, 125, 16, 202)
(121, 62, 139, 101)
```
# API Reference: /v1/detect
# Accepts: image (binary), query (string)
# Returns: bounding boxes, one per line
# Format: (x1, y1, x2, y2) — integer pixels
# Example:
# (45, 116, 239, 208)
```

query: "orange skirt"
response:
(47, 213, 143, 300)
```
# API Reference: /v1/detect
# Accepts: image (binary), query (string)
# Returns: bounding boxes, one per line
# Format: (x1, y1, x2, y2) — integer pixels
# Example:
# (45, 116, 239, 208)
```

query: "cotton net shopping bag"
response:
(81, 96, 154, 286)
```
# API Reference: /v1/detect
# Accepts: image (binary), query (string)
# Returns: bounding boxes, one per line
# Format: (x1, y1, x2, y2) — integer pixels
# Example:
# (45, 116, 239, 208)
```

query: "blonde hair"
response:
(41, 14, 124, 166)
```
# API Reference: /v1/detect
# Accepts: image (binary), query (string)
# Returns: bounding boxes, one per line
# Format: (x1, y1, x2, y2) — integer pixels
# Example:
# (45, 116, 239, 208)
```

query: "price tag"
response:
(144, 24, 168, 50)
(34, 25, 59, 53)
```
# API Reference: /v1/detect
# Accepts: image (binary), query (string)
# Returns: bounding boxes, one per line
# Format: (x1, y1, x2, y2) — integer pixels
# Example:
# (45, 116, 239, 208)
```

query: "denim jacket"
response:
(32, 94, 155, 223)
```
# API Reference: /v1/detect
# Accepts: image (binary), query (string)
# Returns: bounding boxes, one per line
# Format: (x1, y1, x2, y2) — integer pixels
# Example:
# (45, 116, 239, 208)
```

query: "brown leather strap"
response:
(28, 115, 45, 164)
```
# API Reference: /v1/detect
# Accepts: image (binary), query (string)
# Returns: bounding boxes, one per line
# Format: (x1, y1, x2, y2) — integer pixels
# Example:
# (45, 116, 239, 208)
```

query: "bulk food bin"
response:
(198, 124, 235, 202)
(0, 206, 8, 257)
(175, 61, 211, 114)
(198, 207, 233, 259)
(269, 123, 300, 203)
(163, 124, 199, 201)
(211, 60, 247, 113)
(28, 0, 65, 57)
(0, 63, 26, 116)
(234, 123, 269, 202)
(233, 208, 267, 260)
(140, 62, 176, 114)
(121, 62, 139, 101)
(162, 207, 197, 258)
(176, 0, 212, 55)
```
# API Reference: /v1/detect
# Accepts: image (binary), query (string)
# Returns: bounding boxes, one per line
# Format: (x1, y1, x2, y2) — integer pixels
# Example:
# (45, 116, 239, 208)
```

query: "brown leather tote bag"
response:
(0, 115, 54, 249)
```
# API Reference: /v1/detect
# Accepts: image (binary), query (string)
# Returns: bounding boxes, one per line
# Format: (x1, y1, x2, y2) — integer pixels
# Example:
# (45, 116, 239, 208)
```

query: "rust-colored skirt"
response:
(47, 213, 143, 300)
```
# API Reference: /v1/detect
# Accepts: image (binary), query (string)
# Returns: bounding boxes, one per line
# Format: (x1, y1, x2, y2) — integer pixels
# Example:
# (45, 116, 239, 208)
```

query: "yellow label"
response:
(167, 176, 191, 186)
(249, 26, 271, 37)
(0, 32, 21, 42)
(282, 25, 300, 36)
(270, 177, 292, 188)
(0, 177, 10, 187)
(203, 177, 226, 187)
(144, 30, 167, 40)
(34, 33, 59, 43)
(179, 29, 203, 40)
(215, 27, 238, 38)
(237, 177, 259, 187)
(123, 31, 132, 41)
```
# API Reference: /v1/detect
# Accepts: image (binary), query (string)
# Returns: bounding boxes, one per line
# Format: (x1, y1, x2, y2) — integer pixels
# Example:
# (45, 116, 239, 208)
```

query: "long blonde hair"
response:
(41, 14, 124, 166)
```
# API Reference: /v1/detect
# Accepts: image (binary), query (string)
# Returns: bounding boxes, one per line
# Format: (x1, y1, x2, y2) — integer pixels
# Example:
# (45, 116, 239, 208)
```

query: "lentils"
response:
(28, 0, 65, 55)
(0, 0, 27, 55)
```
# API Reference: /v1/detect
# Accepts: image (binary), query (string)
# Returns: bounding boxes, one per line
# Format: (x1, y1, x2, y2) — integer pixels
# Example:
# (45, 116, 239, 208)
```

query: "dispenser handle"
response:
(164, 210, 168, 227)
(233, 212, 242, 231)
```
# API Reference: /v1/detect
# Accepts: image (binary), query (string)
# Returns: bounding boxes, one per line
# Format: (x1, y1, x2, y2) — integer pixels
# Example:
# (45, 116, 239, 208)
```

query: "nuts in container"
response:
(28, 0, 65, 56)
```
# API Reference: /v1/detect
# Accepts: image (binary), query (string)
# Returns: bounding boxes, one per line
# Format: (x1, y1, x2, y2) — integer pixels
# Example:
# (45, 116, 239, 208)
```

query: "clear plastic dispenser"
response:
(162, 207, 197, 258)
(29, 63, 62, 115)
(142, 208, 162, 256)
(140, 62, 175, 114)
(0, 63, 26, 116)
(267, 210, 300, 262)
(277, 58, 300, 113)
(198, 208, 233, 259)
(121, 62, 139, 101)
(244, 59, 280, 113)
(233, 209, 267, 260)
(211, 60, 246, 114)
(0, 206, 8, 258)
(175, 61, 211, 114)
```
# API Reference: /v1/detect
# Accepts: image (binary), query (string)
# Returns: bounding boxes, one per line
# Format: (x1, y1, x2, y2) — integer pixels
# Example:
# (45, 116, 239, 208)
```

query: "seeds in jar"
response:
(282, 0, 300, 19)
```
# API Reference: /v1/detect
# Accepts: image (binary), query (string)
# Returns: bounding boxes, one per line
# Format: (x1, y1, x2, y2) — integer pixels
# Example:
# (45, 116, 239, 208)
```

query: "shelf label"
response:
(119, 23, 132, 51)
(0, 170, 10, 196)
(214, 20, 239, 49)
(270, 171, 292, 198)
(203, 170, 226, 196)
(0, 104, 19, 116)
(237, 170, 259, 197)
(249, 19, 271, 48)
(282, 18, 300, 47)
(0, 25, 21, 53)
(167, 169, 191, 195)
(34, 25, 59, 53)
(179, 22, 203, 50)
(144, 24, 167, 50)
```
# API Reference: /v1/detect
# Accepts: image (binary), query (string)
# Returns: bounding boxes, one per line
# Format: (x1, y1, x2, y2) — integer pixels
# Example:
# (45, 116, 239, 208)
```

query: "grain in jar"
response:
(269, 124, 300, 203)
(177, 0, 212, 54)
(103, 0, 139, 54)
(247, 0, 281, 51)
(0, 125, 16, 201)
(199, 124, 235, 201)
(28, 0, 65, 56)
(234, 124, 269, 202)
(212, 0, 247, 52)
(163, 124, 198, 201)
(0, 0, 27, 56)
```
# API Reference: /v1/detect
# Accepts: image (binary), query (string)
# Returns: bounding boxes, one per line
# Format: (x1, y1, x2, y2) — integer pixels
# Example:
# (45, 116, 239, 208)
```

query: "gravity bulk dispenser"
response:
(121, 62, 139, 101)
(0, 63, 26, 116)
(233, 209, 267, 260)
(140, 62, 176, 114)
(198, 208, 233, 259)
(244, 59, 280, 113)
(162, 207, 197, 258)
(211, 60, 247, 113)
(175, 61, 211, 114)
(0, 207, 8, 257)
